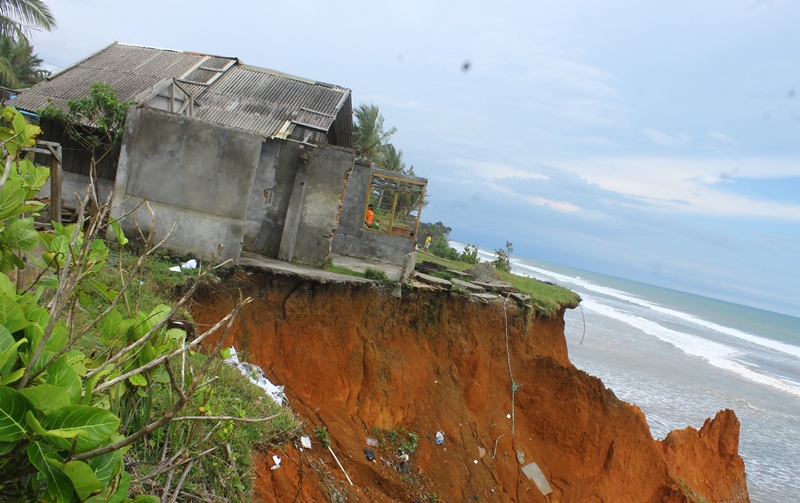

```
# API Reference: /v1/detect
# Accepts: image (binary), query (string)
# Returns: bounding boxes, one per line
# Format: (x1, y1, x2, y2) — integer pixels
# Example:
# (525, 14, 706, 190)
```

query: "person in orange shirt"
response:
(364, 204, 379, 229)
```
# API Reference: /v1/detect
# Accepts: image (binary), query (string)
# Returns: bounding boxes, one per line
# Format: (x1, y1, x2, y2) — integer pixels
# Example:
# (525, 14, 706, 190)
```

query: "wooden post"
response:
(45, 142, 62, 224)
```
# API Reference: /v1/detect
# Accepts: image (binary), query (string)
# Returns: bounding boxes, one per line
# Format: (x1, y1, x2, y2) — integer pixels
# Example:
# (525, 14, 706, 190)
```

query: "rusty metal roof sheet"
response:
(7, 42, 353, 145)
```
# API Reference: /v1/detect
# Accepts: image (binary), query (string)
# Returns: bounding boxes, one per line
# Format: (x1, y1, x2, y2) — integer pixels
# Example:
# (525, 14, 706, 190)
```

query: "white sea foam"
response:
(580, 298, 800, 398)
(513, 262, 800, 360)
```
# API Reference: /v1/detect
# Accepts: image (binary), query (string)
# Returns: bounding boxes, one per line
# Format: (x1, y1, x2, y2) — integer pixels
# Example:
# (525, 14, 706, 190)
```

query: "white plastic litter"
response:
(300, 436, 312, 449)
(169, 259, 198, 272)
(435, 431, 445, 445)
(366, 437, 379, 447)
(223, 347, 287, 406)
(271, 455, 282, 470)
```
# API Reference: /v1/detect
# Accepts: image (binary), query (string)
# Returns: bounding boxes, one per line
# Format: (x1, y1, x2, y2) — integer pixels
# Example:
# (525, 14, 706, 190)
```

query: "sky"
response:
(30, 0, 800, 317)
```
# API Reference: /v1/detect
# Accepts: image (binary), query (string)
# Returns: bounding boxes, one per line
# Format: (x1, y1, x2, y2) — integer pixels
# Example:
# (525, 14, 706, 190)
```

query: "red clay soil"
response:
(191, 271, 750, 503)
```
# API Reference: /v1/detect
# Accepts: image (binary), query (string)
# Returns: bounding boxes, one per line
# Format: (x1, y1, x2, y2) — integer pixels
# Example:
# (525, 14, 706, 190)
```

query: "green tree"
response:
(0, 0, 56, 42)
(0, 35, 48, 88)
(0, 0, 56, 88)
(353, 103, 396, 168)
(493, 241, 513, 273)
(380, 143, 406, 172)
(0, 106, 273, 502)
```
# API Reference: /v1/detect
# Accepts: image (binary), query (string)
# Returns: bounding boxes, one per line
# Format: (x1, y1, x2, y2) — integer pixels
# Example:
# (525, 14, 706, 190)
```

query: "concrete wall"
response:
(289, 143, 354, 265)
(331, 163, 419, 265)
(242, 140, 354, 266)
(111, 106, 263, 263)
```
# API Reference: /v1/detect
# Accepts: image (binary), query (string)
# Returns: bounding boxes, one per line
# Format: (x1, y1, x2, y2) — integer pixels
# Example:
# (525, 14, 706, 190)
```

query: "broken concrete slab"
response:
(522, 461, 552, 496)
(414, 272, 452, 288)
(446, 268, 472, 279)
(451, 278, 486, 293)
(411, 280, 439, 291)
(471, 280, 516, 293)
(471, 293, 500, 302)
(465, 263, 501, 282)
(510, 292, 531, 304)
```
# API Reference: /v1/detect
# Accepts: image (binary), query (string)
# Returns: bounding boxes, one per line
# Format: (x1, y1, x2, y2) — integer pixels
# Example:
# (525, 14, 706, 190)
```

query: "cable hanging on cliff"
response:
(493, 292, 520, 459)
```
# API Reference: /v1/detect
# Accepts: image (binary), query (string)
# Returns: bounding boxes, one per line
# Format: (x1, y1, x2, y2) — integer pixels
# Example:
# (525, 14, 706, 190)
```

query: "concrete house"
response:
(8, 42, 425, 269)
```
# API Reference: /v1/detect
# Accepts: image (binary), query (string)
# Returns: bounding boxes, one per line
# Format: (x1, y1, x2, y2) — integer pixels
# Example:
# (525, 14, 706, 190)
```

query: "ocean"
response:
(462, 245, 800, 503)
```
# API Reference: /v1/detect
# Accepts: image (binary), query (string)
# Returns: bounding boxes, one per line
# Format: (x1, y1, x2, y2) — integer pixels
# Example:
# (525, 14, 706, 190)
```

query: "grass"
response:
(419, 254, 581, 317)
(80, 244, 303, 500)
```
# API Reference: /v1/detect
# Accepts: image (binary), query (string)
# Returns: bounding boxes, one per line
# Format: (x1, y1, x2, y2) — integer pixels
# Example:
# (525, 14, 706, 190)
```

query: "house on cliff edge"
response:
(8, 42, 426, 269)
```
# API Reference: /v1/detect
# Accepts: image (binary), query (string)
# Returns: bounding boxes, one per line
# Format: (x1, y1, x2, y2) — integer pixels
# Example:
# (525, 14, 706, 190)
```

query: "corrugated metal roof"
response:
(7, 42, 353, 145)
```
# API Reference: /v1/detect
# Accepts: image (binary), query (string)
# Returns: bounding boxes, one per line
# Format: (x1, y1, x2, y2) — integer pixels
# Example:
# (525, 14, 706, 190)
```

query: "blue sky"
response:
(33, 0, 800, 316)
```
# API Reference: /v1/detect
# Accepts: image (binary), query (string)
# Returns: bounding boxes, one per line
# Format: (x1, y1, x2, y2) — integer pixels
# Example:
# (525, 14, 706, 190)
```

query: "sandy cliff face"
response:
(191, 272, 749, 503)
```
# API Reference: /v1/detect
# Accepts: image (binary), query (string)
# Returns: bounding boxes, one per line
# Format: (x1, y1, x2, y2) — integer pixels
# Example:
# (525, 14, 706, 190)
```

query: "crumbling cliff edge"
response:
(191, 271, 749, 503)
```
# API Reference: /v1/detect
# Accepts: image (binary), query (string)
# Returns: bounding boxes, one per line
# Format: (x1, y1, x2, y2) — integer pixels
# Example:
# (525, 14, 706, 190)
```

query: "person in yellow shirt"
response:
(424, 233, 431, 252)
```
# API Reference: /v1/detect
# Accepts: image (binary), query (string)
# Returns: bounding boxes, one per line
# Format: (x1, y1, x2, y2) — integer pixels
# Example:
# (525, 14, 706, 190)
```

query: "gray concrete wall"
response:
(111, 106, 263, 263)
(331, 162, 418, 265)
(242, 140, 354, 266)
(37, 171, 115, 209)
(290, 144, 354, 265)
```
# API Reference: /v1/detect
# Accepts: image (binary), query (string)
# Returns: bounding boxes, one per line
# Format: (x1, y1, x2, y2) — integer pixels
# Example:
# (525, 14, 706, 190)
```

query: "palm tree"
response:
(0, 35, 47, 88)
(0, 0, 56, 42)
(380, 143, 406, 173)
(353, 103, 396, 168)
(0, 0, 56, 89)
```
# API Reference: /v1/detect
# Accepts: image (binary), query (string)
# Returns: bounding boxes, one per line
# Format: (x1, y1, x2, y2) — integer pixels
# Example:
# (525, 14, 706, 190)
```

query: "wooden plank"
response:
(50, 144, 62, 225)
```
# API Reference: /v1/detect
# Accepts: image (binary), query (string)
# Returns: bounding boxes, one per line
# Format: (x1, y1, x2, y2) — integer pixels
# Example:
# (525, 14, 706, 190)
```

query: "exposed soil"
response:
(191, 271, 749, 503)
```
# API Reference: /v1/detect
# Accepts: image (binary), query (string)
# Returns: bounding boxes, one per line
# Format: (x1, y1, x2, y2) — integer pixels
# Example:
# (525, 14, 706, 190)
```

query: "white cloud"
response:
(525, 196, 581, 213)
(454, 159, 549, 181)
(554, 156, 800, 220)
(643, 129, 693, 148)
(707, 130, 736, 144)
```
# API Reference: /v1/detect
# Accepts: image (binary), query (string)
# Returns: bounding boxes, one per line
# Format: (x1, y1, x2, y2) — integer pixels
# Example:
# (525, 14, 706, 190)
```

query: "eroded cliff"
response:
(191, 271, 749, 503)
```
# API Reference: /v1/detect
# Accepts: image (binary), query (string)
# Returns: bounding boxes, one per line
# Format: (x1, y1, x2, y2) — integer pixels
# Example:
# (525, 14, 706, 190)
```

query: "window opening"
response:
(364, 173, 425, 238)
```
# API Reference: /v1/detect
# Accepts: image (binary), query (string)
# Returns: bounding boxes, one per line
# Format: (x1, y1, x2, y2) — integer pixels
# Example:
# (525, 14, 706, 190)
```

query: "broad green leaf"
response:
(65, 350, 87, 377)
(42, 405, 120, 453)
(3, 200, 46, 219)
(28, 349, 55, 377)
(0, 292, 29, 334)
(128, 373, 147, 387)
(44, 320, 68, 354)
(0, 367, 23, 385)
(18, 384, 70, 414)
(0, 178, 26, 221)
(46, 356, 82, 404)
(1, 248, 25, 272)
(133, 496, 160, 503)
(89, 280, 118, 302)
(48, 235, 71, 268)
(27, 441, 75, 502)
(85, 468, 129, 503)
(0, 273, 13, 297)
(2, 217, 39, 250)
(88, 449, 122, 486)
(0, 439, 13, 455)
(11, 107, 26, 138)
(0, 386, 32, 441)
(63, 460, 104, 500)
(21, 123, 41, 146)
(165, 328, 186, 341)
(109, 218, 128, 246)
(150, 304, 172, 326)
(0, 325, 19, 375)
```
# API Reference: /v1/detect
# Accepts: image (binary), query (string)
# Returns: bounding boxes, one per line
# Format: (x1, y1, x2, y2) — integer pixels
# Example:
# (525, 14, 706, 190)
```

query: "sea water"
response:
(461, 245, 799, 502)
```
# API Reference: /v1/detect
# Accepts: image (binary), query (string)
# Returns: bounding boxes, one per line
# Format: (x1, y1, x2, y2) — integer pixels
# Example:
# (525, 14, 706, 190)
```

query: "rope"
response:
(502, 292, 517, 434)
(492, 293, 519, 459)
